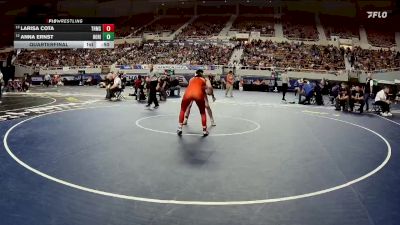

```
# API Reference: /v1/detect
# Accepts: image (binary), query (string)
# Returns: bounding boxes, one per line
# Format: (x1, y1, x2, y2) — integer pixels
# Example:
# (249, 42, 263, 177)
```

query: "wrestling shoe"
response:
(210, 120, 216, 126)
(154, 105, 159, 109)
(177, 127, 183, 136)
(203, 128, 209, 136)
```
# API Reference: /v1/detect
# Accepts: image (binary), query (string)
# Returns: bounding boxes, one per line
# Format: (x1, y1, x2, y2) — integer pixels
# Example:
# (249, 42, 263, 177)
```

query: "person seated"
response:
(85, 76, 93, 86)
(299, 80, 314, 105)
(350, 85, 365, 113)
(330, 83, 340, 105)
(169, 77, 181, 97)
(314, 79, 324, 105)
(375, 86, 392, 116)
(335, 84, 349, 111)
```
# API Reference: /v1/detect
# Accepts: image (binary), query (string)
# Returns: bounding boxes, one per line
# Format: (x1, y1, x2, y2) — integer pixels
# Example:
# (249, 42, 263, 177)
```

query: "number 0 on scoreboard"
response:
(102, 24, 115, 32)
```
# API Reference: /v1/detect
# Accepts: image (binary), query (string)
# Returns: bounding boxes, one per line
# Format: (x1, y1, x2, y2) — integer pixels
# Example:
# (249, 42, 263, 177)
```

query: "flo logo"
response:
(367, 11, 388, 18)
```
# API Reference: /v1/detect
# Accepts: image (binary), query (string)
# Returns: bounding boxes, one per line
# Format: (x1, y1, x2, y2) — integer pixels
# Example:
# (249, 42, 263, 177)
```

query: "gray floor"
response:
(0, 86, 400, 225)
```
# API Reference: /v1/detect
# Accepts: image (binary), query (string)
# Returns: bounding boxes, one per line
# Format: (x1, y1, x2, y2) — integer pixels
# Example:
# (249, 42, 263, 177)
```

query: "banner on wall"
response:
(117, 64, 218, 71)
(154, 65, 189, 70)
(236, 33, 250, 39)
(250, 31, 261, 38)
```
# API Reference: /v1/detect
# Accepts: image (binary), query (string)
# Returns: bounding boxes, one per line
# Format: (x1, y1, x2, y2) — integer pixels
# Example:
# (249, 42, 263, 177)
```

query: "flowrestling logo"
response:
(367, 11, 388, 18)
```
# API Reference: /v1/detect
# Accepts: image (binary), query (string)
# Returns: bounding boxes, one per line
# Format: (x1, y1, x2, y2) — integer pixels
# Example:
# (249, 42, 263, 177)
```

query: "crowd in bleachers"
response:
(179, 16, 230, 37)
(14, 42, 233, 67)
(15, 49, 122, 67)
(142, 16, 191, 34)
(366, 30, 396, 48)
(320, 14, 359, 39)
(117, 42, 233, 65)
(13, 40, 400, 72)
(362, 17, 397, 48)
(231, 16, 275, 36)
(241, 40, 345, 71)
(282, 11, 319, 41)
(115, 13, 155, 37)
(347, 47, 400, 71)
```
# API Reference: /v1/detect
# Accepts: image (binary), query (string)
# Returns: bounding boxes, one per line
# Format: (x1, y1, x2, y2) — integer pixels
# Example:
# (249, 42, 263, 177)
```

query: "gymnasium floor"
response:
(0, 86, 399, 225)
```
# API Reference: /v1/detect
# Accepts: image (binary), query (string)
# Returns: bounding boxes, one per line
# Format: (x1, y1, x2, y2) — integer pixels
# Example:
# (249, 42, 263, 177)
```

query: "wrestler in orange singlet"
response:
(177, 70, 208, 136)
(183, 75, 215, 126)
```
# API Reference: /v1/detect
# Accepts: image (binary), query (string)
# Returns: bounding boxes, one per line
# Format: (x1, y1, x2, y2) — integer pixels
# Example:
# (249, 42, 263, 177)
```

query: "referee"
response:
(281, 70, 289, 101)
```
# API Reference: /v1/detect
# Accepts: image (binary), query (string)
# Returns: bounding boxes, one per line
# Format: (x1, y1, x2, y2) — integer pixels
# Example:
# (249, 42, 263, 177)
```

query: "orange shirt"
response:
(184, 77, 206, 100)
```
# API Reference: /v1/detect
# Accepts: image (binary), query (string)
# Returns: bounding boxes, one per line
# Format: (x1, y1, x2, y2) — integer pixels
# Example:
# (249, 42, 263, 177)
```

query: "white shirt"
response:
(113, 76, 122, 89)
(281, 73, 289, 84)
(0, 71, 3, 81)
(375, 90, 387, 102)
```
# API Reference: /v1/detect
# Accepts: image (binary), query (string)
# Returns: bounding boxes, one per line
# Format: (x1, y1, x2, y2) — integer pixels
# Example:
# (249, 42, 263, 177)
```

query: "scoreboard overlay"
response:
(14, 19, 115, 49)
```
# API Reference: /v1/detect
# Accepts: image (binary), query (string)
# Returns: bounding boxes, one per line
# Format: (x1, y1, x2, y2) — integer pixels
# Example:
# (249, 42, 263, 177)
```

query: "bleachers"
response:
(320, 14, 359, 39)
(349, 47, 400, 71)
(239, 5, 274, 15)
(241, 40, 345, 71)
(179, 16, 230, 38)
(115, 13, 155, 38)
(231, 16, 275, 37)
(166, 7, 193, 16)
(197, 5, 236, 15)
(142, 16, 191, 34)
(362, 15, 397, 48)
(282, 11, 319, 41)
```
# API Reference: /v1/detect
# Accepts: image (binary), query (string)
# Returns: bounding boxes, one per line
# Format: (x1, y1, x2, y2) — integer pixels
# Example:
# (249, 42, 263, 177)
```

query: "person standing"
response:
(281, 70, 289, 101)
(225, 71, 234, 97)
(44, 73, 51, 87)
(364, 73, 374, 112)
(183, 75, 216, 127)
(146, 74, 159, 109)
(158, 75, 168, 101)
(177, 70, 208, 136)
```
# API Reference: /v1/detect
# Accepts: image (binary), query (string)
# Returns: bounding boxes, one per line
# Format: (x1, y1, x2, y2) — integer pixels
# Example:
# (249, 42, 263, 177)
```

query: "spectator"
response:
(350, 85, 365, 113)
(225, 71, 234, 97)
(44, 74, 51, 87)
(364, 73, 374, 112)
(375, 86, 392, 116)
(335, 84, 349, 111)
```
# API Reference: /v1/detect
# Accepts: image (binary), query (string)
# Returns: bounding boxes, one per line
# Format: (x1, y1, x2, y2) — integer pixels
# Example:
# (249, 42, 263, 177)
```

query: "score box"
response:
(102, 32, 115, 41)
(102, 24, 115, 32)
